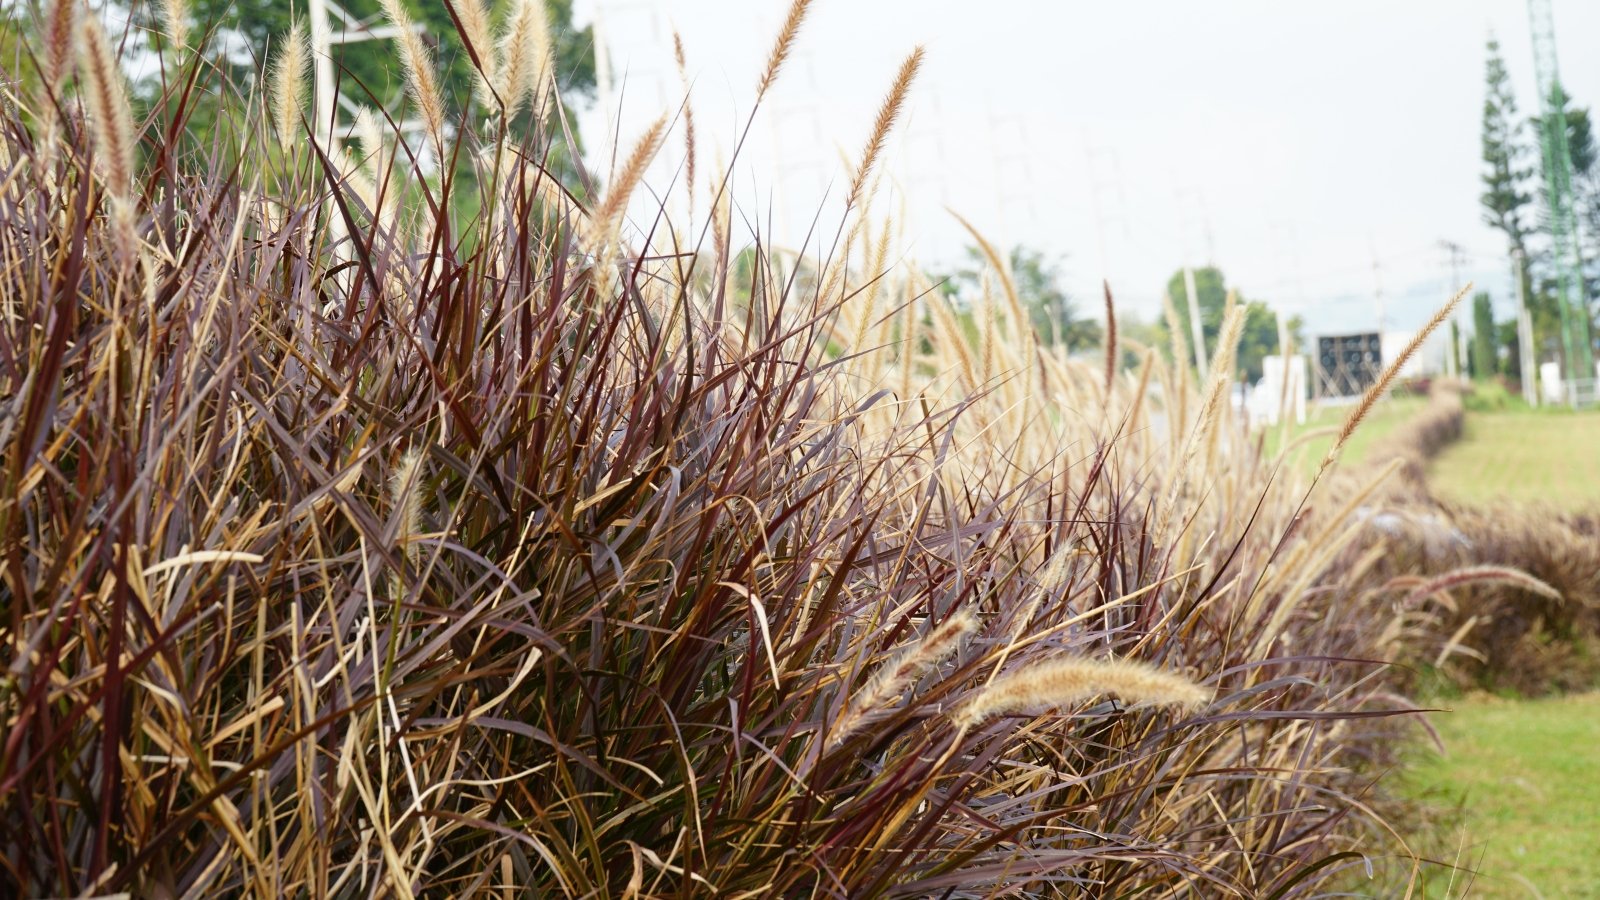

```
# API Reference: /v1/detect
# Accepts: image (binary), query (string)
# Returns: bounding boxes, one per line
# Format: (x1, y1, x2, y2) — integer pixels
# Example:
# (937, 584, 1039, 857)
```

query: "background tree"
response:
(1161, 266, 1301, 383)
(1522, 85, 1600, 358)
(184, 0, 595, 113)
(943, 246, 1102, 351)
(1496, 317, 1524, 387)
(159, 0, 597, 195)
(1481, 36, 1535, 259)
(1561, 99, 1600, 328)
(1470, 290, 1498, 378)
(1478, 35, 1560, 359)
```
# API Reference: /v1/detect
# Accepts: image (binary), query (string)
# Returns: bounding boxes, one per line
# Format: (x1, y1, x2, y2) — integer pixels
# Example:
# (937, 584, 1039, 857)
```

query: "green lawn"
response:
(1427, 410, 1600, 509)
(1402, 693, 1600, 898)
(1265, 393, 1427, 477)
(1395, 403, 1600, 897)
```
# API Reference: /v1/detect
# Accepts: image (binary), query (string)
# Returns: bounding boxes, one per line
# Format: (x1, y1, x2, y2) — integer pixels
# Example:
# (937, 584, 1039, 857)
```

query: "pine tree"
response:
(1481, 36, 1534, 257)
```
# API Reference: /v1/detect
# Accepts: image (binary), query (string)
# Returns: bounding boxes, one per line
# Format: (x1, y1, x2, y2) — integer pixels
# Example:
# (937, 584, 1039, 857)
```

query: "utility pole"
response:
(307, 0, 335, 144)
(1183, 266, 1208, 378)
(305, 0, 425, 144)
(1084, 142, 1129, 296)
(1528, 0, 1595, 396)
(1439, 240, 1467, 377)
(1515, 248, 1539, 405)
(1369, 235, 1385, 332)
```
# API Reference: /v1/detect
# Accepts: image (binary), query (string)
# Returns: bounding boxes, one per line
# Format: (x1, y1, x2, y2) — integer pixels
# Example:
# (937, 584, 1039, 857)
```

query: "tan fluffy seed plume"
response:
(159, 0, 190, 52)
(830, 608, 977, 746)
(674, 32, 697, 220)
(355, 107, 386, 176)
(1317, 283, 1470, 479)
(525, 0, 554, 123)
(389, 446, 425, 599)
(494, 0, 550, 122)
(1103, 280, 1118, 393)
(379, 0, 445, 155)
(41, 0, 76, 92)
(1161, 302, 1244, 518)
(1399, 563, 1560, 608)
(954, 656, 1211, 730)
(78, 11, 138, 263)
(34, 0, 78, 170)
(456, 0, 497, 107)
(582, 115, 667, 261)
(847, 47, 923, 209)
(1192, 301, 1246, 446)
(271, 21, 309, 152)
(756, 0, 812, 100)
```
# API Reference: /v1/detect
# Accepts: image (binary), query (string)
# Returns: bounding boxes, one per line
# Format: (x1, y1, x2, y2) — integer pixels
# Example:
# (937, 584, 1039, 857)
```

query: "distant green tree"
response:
(1561, 101, 1600, 321)
(149, 0, 596, 196)
(944, 246, 1101, 351)
(1481, 36, 1535, 258)
(1522, 85, 1600, 353)
(1479, 35, 1559, 356)
(1471, 290, 1498, 378)
(183, 0, 595, 114)
(1497, 317, 1523, 385)
(1160, 266, 1300, 383)
(1163, 266, 1226, 368)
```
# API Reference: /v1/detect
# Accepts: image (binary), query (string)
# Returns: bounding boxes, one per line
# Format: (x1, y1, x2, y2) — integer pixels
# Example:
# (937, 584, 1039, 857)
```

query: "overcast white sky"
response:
(571, 1, 1600, 339)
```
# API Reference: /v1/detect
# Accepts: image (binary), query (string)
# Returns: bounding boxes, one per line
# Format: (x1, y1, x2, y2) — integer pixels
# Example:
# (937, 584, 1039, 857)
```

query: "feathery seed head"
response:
(674, 32, 697, 219)
(847, 46, 923, 209)
(582, 116, 667, 261)
(390, 447, 425, 562)
(954, 656, 1211, 730)
(457, 0, 498, 107)
(271, 22, 309, 152)
(756, 0, 813, 99)
(1103, 280, 1118, 393)
(380, 0, 446, 153)
(78, 11, 138, 263)
(160, 0, 190, 52)
(493, 0, 549, 121)
(34, 0, 79, 171)
(41, 0, 78, 92)
(831, 607, 978, 746)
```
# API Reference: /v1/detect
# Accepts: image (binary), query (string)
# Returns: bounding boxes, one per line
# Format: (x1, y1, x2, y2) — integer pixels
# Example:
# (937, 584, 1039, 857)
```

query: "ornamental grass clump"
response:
(0, 0, 1486, 895)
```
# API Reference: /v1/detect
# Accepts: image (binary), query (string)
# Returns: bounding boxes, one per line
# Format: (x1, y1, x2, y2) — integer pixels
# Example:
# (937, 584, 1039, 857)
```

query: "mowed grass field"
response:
(1400, 402, 1600, 897)
(1404, 693, 1600, 898)
(1428, 410, 1600, 509)
(1266, 392, 1428, 475)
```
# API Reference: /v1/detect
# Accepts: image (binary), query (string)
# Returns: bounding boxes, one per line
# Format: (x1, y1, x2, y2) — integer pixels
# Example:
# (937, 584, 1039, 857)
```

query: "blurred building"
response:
(1309, 329, 1447, 399)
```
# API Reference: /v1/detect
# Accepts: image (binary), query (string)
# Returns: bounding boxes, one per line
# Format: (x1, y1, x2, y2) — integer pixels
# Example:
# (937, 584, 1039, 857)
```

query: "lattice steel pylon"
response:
(1528, 0, 1595, 388)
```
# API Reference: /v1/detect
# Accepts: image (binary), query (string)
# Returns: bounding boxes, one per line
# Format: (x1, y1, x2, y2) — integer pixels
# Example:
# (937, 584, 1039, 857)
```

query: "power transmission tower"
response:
(306, 0, 428, 144)
(1527, 0, 1596, 393)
